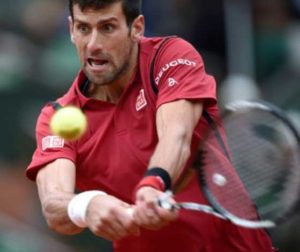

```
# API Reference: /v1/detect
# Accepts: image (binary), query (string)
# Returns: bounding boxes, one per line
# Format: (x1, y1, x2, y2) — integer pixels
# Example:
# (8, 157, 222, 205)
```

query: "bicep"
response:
(36, 158, 76, 204)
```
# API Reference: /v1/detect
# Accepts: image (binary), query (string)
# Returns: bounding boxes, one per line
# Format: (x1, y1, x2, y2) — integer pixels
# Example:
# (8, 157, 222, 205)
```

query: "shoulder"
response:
(159, 37, 201, 61)
(150, 36, 205, 75)
(37, 74, 82, 127)
(37, 99, 64, 128)
(140, 36, 202, 64)
(140, 36, 196, 51)
(139, 36, 168, 49)
(139, 36, 202, 70)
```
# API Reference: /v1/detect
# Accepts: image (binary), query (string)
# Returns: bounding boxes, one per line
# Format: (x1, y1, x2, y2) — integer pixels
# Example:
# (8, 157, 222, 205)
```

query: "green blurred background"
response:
(0, 0, 300, 251)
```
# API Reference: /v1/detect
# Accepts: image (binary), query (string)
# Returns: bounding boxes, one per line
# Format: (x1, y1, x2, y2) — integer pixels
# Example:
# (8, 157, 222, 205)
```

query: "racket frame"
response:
(203, 100, 300, 228)
(160, 100, 300, 229)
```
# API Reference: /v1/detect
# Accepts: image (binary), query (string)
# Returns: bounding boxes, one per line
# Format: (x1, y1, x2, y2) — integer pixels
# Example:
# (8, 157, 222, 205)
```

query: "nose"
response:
(87, 30, 103, 53)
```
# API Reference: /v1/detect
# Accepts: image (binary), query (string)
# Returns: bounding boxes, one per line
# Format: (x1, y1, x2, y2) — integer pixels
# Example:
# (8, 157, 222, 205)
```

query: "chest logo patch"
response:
(136, 89, 147, 111)
(42, 135, 64, 151)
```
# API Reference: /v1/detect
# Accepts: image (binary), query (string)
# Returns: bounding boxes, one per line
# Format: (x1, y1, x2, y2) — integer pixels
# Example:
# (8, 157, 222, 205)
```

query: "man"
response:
(26, 0, 275, 251)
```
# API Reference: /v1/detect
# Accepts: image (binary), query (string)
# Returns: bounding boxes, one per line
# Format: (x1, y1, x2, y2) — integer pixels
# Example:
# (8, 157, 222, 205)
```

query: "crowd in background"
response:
(0, 0, 300, 251)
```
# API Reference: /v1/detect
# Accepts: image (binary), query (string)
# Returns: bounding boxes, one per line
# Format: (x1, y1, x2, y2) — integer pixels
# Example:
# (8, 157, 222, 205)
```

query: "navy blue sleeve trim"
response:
(150, 36, 176, 95)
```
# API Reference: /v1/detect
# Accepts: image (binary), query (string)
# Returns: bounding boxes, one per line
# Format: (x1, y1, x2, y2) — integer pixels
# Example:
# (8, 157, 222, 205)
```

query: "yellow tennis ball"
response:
(50, 106, 87, 140)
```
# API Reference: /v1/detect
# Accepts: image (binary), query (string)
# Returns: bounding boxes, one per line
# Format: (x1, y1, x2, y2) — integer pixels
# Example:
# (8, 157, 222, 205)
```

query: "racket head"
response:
(196, 100, 300, 228)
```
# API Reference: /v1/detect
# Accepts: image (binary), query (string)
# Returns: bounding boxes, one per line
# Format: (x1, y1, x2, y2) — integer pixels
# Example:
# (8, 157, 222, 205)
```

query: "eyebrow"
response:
(73, 17, 119, 25)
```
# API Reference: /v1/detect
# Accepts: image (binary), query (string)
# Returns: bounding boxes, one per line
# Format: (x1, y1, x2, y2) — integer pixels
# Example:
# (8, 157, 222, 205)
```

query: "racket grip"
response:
(157, 190, 179, 211)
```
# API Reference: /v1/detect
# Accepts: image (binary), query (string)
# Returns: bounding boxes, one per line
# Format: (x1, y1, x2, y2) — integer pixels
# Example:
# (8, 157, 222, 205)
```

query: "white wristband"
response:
(67, 190, 107, 228)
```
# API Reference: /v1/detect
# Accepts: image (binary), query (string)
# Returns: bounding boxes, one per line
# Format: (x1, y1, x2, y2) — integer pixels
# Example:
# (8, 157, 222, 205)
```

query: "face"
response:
(69, 2, 144, 86)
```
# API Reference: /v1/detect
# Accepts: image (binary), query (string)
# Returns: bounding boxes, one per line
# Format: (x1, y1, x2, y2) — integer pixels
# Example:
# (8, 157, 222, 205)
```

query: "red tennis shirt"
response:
(26, 37, 274, 252)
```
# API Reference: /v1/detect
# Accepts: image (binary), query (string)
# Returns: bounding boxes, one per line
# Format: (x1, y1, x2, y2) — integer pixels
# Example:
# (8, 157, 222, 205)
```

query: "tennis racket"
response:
(158, 100, 300, 229)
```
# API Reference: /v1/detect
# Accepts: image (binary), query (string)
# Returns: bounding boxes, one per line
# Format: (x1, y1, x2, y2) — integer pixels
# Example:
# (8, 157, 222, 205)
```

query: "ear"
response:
(131, 15, 145, 42)
(68, 16, 75, 44)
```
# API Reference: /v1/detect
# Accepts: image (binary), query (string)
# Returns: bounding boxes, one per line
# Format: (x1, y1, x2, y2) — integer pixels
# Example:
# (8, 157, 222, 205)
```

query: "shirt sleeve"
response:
(26, 104, 76, 181)
(153, 37, 217, 109)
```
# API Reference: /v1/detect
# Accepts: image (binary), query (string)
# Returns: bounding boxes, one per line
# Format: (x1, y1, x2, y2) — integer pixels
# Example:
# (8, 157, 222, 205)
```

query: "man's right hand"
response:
(86, 194, 140, 241)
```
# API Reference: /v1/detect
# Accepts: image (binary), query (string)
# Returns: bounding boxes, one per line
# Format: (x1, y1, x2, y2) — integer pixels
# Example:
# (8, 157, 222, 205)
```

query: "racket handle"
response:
(126, 191, 178, 216)
(157, 190, 179, 211)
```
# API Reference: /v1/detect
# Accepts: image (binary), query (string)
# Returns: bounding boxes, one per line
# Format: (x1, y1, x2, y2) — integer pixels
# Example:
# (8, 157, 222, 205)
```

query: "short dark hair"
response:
(69, 0, 142, 26)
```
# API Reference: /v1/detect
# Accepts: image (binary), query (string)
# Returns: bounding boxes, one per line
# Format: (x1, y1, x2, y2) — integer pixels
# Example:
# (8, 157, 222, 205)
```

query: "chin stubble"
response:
(85, 43, 134, 86)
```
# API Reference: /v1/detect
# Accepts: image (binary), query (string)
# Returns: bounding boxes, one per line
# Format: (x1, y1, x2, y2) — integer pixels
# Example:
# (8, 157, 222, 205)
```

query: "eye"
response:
(102, 23, 115, 33)
(77, 24, 90, 34)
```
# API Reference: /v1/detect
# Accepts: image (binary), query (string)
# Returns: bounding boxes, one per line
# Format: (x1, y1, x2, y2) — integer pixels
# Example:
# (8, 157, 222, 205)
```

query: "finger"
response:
(141, 202, 178, 228)
(92, 213, 129, 241)
(156, 204, 179, 222)
(95, 225, 124, 241)
(104, 218, 129, 239)
(96, 212, 140, 240)
(125, 208, 134, 218)
(134, 189, 178, 229)
(133, 202, 154, 224)
(119, 208, 140, 236)
(133, 204, 163, 228)
(156, 192, 179, 220)
(90, 217, 121, 241)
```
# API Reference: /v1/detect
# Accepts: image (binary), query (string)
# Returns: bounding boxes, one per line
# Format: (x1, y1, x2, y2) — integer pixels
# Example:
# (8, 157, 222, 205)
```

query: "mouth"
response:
(87, 58, 109, 71)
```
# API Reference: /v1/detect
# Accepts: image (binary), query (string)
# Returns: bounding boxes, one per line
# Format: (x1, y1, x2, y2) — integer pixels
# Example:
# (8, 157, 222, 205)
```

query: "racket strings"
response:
(201, 109, 300, 222)
(228, 115, 282, 200)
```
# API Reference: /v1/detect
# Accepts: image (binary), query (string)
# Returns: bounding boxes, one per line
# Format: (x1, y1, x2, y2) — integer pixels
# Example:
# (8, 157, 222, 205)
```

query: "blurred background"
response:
(0, 0, 300, 251)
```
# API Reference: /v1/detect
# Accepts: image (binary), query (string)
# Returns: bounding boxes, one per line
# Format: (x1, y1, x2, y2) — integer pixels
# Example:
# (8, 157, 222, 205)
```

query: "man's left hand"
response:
(133, 187, 179, 230)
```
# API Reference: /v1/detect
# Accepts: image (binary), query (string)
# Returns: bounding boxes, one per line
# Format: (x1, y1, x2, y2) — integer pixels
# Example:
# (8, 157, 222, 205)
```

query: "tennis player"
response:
(26, 0, 277, 251)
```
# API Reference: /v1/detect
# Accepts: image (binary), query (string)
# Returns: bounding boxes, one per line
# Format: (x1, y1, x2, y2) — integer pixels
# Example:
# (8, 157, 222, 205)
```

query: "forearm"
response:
(36, 159, 138, 240)
(148, 128, 191, 183)
(36, 159, 82, 235)
(147, 100, 203, 185)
